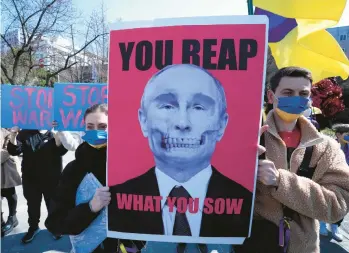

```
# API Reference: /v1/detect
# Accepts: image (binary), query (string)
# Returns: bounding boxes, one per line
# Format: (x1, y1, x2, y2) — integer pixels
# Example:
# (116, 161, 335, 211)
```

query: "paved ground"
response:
(2, 151, 349, 252)
(1, 151, 76, 253)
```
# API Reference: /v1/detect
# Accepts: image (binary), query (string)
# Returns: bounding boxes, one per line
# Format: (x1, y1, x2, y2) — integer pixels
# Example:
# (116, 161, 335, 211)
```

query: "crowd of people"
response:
(1, 122, 82, 242)
(1, 66, 349, 253)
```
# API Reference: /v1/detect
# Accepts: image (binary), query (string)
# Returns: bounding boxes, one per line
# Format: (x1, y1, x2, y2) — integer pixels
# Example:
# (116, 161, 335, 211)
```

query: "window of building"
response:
(340, 34, 347, 41)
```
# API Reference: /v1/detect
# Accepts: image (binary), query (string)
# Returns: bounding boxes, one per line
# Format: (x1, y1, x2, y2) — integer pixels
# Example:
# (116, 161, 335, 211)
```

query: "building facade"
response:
(1, 29, 107, 84)
(327, 25, 349, 59)
(1, 29, 24, 53)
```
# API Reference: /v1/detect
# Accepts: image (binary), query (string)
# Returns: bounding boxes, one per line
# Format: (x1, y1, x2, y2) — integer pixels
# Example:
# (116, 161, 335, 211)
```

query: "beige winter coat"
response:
(254, 111, 349, 253)
(1, 129, 21, 189)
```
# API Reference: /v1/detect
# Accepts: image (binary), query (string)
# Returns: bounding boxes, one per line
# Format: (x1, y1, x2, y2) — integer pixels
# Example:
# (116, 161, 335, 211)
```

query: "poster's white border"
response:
(249, 16, 269, 237)
(107, 15, 269, 245)
(108, 232, 245, 245)
(109, 15, 268, 30)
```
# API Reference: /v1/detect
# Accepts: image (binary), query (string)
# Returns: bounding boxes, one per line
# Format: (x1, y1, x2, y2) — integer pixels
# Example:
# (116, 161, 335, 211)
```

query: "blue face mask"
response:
(344, 135, 349, 143)
(275, 96, 310, 122)
(82, 130, 107, 148)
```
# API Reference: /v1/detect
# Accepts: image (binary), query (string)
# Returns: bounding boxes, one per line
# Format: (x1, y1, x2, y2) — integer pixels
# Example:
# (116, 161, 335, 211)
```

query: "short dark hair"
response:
(333, 124, 349, 134)
(268, 67, 313, 92)
(83, 103, 108, 120)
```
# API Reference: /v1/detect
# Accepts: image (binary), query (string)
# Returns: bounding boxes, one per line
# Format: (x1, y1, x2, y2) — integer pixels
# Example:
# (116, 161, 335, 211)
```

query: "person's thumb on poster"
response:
(51, 120, 59, 134)
(10, 126, 20, 134)
(89, 187, 111, 213)
(258, 125, 268, 156)
(257, 125, 280, 187)
(9, 126, 20, 143)
(52, 120, 61, 146)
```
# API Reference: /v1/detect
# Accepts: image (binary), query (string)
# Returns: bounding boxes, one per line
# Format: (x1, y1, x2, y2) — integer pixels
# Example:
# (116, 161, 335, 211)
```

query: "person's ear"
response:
(216, 113, 229, 141)
(138, 108, 148, 137)
(267, 90, 275, 104)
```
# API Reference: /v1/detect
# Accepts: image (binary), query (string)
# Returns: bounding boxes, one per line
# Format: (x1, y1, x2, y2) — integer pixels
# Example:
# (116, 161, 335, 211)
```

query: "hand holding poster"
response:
(70, 173, 107, 253)
(107, 16, 268, 245)
(54, 83, 108, 131)
(1, 84, 53, 129)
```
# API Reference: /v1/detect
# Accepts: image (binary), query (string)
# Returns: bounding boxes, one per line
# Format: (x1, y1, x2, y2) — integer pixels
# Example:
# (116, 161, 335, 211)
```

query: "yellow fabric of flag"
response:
(254, 0, 349, 83)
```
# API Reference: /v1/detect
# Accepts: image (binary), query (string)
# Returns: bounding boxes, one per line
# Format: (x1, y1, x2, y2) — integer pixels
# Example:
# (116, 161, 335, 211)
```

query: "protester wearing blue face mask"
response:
(81, 130, 108, 149)
(302, 107, 321, 130)
(333, 124, 349, 165)
(235, 67, 349, 253)
(46, 103, 145, 253)
(319, 122, 349, 241)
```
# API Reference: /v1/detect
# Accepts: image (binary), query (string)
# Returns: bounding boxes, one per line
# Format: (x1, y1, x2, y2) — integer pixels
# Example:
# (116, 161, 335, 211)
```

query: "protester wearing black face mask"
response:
(7, 125, 68, 243)
(45, 103, 145, 253)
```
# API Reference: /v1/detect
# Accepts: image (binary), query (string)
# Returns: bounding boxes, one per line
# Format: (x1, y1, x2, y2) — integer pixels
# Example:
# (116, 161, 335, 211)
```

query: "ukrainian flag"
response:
(254, 0, 349, 83)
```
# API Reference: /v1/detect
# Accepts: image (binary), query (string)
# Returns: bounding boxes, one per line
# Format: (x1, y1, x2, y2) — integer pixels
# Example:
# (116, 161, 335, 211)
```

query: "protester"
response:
(45, 103, 145, 253)
(319, 122, 349, 241)
(302, 108, 345, 241)
(54, 130, 82, 152)
(235, 67, 349, 253)
(54, 129, 84, 168)
(303, 107, 321, 130)
(7, 124, 76, 243)
(1, 128, 21, 237)
(333, 123, 349, 164)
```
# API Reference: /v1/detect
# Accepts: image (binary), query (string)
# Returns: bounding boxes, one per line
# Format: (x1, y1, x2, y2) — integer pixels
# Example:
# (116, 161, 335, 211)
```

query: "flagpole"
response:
(247, 0, 253, 15)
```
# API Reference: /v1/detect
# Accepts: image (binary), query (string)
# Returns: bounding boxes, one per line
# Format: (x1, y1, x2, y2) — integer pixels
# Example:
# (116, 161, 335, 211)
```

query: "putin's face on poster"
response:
(109, 64, 252, 239)
(138, 64, 228, 181)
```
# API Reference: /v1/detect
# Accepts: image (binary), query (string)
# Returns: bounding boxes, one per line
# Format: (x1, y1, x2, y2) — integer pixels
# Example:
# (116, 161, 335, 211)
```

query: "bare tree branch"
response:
(25, 0, 57, 47)
(24, 49, 34, 83)
(0, 34, 16, 58)
(10, 0, 27, 45)
(1, 63, 14, 84)
(81, 22, 91, 81)
(1, 0, 109, 86)
(12, 49, 25, 82)
(46, 61, 78, 85)
(4, 16, 18, 34)
(70, 25, 80, 82)
(23, 9, 44, 25)
(46, 32, 103, 83)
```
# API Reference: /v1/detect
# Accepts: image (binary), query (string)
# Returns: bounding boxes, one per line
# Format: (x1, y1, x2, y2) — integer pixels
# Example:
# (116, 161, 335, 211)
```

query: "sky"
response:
(73, 0, 349, 27)
(52, 0, 349, 48)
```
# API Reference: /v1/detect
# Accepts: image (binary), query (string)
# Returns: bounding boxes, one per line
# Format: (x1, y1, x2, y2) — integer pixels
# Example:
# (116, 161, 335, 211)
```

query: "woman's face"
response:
(85, 111, 108, 131)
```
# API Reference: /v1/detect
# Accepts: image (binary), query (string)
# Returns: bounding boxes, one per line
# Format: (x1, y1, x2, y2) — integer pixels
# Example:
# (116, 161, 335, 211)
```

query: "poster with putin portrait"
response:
(107, 16, 269, 245)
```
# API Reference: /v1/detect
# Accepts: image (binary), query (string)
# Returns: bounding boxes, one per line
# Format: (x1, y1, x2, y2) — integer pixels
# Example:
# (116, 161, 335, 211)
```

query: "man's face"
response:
(138, 66, 228, 166)
(268, 76, 312, 108)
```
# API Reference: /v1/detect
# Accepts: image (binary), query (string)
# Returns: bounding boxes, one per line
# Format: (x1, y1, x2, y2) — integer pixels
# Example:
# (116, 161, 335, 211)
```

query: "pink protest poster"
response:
(107, 16, 268, 244)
